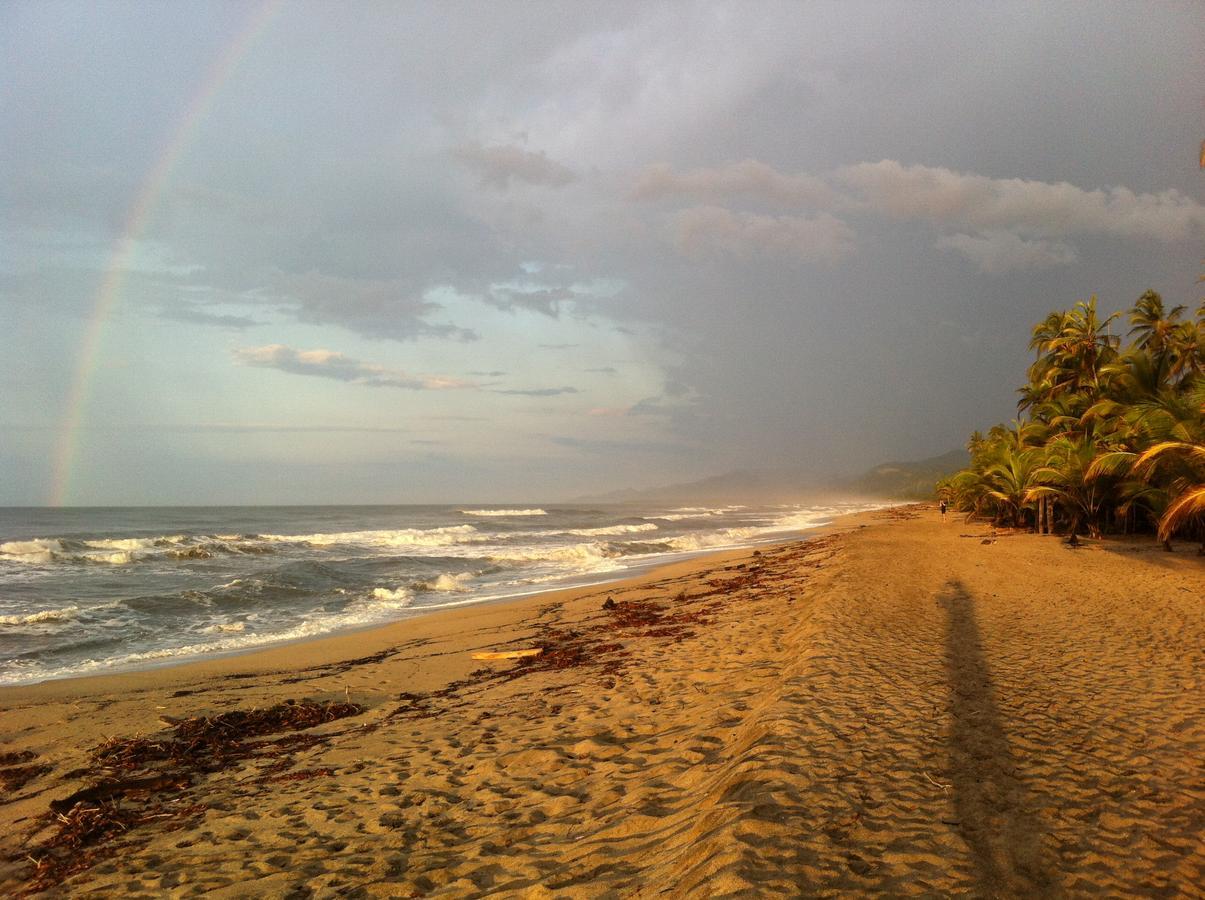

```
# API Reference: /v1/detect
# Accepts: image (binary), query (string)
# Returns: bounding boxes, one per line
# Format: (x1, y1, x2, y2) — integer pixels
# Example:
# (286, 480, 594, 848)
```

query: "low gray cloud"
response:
(453, 142, 576, 189)
(935, 230, 1078, 273)
(233, 344, 474, 390)
(642, 158, 1205, 244)
(548, 434, 682, 454)
(274, 271, 477, 342)
(157, 304, 265, 330)
(486, 286, 578, 317)
(669, 205, 856, 264)
(836, 159, 1205, 242)
(492, 386, 580, 397)
(634, 159, 840, 208)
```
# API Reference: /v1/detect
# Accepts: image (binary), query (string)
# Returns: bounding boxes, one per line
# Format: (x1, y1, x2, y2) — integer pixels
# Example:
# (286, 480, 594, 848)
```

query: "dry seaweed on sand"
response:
(19, 700, 363, 893)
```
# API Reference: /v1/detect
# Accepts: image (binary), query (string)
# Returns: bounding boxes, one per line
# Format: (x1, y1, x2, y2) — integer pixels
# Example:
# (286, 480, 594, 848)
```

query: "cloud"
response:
(837, 159, 1205, 242)
(486, 286, 578, 317)
(935, 230, 1078, 273)
(586, 366, 617, 374)
(157, 305, 264, 330)
(275, 271, 477, 342)
(453, 142, 576, 189)
(233, 344, 473, 390)
(669, 205, 855, 264)
(634, 159, 839, 208)
(491, 386, 579, 397)
(547, 434, 681, 454)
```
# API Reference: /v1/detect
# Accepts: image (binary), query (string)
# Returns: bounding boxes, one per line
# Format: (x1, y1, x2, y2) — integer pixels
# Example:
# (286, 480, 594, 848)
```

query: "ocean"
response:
(0, 501, 884, 685)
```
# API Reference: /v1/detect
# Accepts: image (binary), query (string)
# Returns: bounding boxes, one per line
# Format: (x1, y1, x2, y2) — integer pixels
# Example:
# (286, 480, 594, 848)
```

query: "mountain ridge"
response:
(572, 449, 968, 504)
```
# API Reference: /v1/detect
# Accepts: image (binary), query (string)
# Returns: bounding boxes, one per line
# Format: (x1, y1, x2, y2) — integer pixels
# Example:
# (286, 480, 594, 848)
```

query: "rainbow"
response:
(48, 0, 284, 506)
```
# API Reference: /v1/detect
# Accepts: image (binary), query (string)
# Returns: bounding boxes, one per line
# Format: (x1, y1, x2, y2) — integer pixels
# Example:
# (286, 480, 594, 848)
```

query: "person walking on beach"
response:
(939, 499, 948, 519)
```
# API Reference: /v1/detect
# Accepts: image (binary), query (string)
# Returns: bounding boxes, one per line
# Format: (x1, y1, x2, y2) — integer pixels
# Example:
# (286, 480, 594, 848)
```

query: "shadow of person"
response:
(939, 580, 1060, 897)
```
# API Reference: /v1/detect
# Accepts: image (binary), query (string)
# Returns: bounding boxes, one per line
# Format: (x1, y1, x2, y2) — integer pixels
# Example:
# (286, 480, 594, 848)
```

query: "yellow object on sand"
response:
(471, 648, 543, 661)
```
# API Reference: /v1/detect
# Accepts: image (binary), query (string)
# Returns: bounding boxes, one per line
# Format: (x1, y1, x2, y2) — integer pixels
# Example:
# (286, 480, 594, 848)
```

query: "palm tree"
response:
(1128, 289, 1185, 356)
(1026, 436, 1107, 537)
(1130, 441, 1205, 551)
(983, 448, 1043, 528)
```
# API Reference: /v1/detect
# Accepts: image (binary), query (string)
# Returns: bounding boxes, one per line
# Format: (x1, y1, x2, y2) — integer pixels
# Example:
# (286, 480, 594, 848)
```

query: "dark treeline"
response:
(939, 290, 1204, 551)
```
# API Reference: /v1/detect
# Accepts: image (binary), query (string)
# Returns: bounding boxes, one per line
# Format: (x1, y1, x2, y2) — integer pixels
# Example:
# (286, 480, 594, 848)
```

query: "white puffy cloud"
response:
(233, 344, 473, 390)
(837, 159, 1205, 241)
(935, 231, 1078, 273)
(453, 142, 576, 189)
(669, 205, 855, 264)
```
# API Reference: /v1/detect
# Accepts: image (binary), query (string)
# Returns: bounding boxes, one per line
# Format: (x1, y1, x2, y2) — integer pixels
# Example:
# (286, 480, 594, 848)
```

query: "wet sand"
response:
(1, 506, 1201, 896)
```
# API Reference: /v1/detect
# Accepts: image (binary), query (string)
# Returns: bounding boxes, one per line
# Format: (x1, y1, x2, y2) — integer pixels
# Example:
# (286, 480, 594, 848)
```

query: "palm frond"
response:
(1158, 486, 1205, 542)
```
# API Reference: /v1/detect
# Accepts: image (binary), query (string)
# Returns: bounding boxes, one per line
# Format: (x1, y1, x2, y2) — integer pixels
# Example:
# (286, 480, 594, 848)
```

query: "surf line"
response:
(49, 0, 284, 506)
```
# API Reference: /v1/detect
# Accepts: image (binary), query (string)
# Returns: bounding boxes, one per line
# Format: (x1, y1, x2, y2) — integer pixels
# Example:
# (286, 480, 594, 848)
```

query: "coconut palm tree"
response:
(1130, 441, 1205, 551)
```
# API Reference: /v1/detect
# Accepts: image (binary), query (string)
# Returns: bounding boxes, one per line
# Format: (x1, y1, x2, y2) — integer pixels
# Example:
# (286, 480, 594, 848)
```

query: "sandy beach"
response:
(1, 506, 1201, 897)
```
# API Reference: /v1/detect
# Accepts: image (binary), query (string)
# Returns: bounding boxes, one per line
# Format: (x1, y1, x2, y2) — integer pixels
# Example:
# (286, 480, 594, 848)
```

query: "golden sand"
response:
(1, 506, 1201, 896)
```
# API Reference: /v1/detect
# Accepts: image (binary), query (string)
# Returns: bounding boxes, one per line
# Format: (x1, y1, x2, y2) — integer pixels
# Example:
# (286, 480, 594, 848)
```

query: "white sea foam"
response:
(258, 525, 480, 549)
(416, 573, 473, 592)
(371, 586, 414, 605)
(561, 522, 659, 537)
(666, 527, 760, 551)
(86, 536, 185, 551)
(79, 549, 143, 565)
(487, 541, 626, 572)
(0, 538, 62, 557)
(202, 621, 247, 634)
(460, 508, 547, 517)
(0, 606, 80, 626)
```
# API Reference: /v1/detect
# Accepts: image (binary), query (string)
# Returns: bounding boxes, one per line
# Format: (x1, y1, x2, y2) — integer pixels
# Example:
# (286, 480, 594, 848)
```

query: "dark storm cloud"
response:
(2, 0, 1202, 502)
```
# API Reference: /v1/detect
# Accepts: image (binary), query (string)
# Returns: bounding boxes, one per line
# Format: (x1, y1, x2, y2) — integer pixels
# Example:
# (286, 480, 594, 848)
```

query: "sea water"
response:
(0, 501, 885, 685)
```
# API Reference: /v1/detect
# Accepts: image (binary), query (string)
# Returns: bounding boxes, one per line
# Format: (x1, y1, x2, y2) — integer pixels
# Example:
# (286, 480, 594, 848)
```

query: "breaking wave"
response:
(0, 606, 80, 626)
(460, 508, 547, 517)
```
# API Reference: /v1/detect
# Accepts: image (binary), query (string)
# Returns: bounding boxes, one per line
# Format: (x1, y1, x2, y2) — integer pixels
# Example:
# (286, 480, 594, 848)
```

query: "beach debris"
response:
(602, 596, 617, 610)
(923, 770, 952, 793)
(22, 700, 364, 893)
(26, 798, 208, 893)
(1, 762, 52, 795)
(470, 649, 543, 661)
(50, 775, 191, 814)
(0, 750, 51, 795)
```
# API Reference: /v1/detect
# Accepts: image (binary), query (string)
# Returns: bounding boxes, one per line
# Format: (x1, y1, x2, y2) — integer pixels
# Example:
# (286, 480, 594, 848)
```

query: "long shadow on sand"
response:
(940, 580, 1059, 897)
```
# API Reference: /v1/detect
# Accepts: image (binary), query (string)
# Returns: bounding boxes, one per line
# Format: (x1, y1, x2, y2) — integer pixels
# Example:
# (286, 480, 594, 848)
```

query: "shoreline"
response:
(0, 513, 860, 696)
(2, 505, 1200, 896)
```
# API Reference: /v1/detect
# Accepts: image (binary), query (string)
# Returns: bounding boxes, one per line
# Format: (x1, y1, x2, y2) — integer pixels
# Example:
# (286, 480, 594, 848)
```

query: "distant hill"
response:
(572, 450, 967, 505)
(573, 468, 826, 505)
(843, 449, 968, 499)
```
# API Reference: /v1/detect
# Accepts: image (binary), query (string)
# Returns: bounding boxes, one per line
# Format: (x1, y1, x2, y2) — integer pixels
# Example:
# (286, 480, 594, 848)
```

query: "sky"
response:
(1, 1, 1202, 505)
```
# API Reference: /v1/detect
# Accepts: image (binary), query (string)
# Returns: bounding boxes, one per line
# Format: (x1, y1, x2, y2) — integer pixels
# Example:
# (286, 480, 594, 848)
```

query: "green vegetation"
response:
(938, 291, 1204, 550)
(848, 449, 969, 500)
